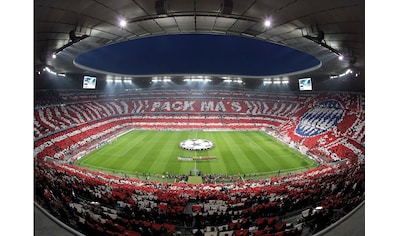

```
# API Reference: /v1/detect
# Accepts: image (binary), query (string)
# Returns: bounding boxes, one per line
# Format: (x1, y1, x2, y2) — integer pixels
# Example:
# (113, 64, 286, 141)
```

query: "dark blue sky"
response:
(74, 34, 320, 77)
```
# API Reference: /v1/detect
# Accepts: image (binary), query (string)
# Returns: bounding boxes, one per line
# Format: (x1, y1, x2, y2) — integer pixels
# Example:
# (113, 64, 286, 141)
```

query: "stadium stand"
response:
(34, 87, 364, 236)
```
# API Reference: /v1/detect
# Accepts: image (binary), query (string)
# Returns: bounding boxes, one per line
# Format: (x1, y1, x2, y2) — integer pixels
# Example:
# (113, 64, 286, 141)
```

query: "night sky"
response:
(74, 34, 320, 77)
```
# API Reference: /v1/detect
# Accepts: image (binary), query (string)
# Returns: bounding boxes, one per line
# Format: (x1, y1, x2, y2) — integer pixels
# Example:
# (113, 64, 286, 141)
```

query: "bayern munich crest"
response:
(295, 100, 344, 137)
(179, 139, 214, 151)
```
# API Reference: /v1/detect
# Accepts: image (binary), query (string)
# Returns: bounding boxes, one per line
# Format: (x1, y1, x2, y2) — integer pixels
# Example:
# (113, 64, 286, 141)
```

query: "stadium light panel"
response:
(119, 19, 127, 27)
(264, 19, 271, 27)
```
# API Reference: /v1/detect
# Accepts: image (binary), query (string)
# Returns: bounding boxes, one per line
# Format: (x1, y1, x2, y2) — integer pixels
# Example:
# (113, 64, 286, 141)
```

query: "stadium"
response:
(33, 1, 365, 236)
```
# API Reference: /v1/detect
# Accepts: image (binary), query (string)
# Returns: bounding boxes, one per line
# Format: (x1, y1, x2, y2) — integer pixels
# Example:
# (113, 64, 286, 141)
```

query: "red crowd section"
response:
(34, 87, 365, 236)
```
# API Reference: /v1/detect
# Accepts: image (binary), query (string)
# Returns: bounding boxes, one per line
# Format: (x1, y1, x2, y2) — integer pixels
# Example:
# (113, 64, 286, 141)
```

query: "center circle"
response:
(179, 139, 214, 151)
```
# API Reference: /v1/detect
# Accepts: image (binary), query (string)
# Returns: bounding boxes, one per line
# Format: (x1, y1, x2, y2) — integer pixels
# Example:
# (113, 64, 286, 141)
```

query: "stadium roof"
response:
(34, 0, 365, 87)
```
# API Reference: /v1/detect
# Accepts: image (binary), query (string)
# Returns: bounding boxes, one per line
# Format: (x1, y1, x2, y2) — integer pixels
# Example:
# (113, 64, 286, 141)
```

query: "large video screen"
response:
(298, 78, 312, 91)
(83, 76, 96, 89)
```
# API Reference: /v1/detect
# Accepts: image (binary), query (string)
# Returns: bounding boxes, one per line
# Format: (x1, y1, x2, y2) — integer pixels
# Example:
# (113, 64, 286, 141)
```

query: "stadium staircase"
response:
(177, 201, 197, 236)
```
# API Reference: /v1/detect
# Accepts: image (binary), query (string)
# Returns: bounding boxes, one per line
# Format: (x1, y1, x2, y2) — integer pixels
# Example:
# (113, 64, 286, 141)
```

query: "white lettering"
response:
(171, 101, 183, 111)
(183, 101, 195, 111)
(201, 101, 214, 111)
(231, 101, 242, 112)
(161, 101, 170, 111)
(215, 101, 226, 112)
(151, 101, 161, 111)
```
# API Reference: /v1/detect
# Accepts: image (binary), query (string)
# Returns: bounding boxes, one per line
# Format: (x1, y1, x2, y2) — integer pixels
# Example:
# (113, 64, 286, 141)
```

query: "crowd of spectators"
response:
(34, 87, 365, 235)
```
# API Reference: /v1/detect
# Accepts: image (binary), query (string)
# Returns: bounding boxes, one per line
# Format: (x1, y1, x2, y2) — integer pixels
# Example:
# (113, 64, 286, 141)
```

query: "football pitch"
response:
(77, 130, 317, 179)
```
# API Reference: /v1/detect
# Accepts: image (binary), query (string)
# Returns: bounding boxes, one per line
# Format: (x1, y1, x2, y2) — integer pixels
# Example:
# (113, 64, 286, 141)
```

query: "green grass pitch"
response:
(77, 130, 317, 177)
